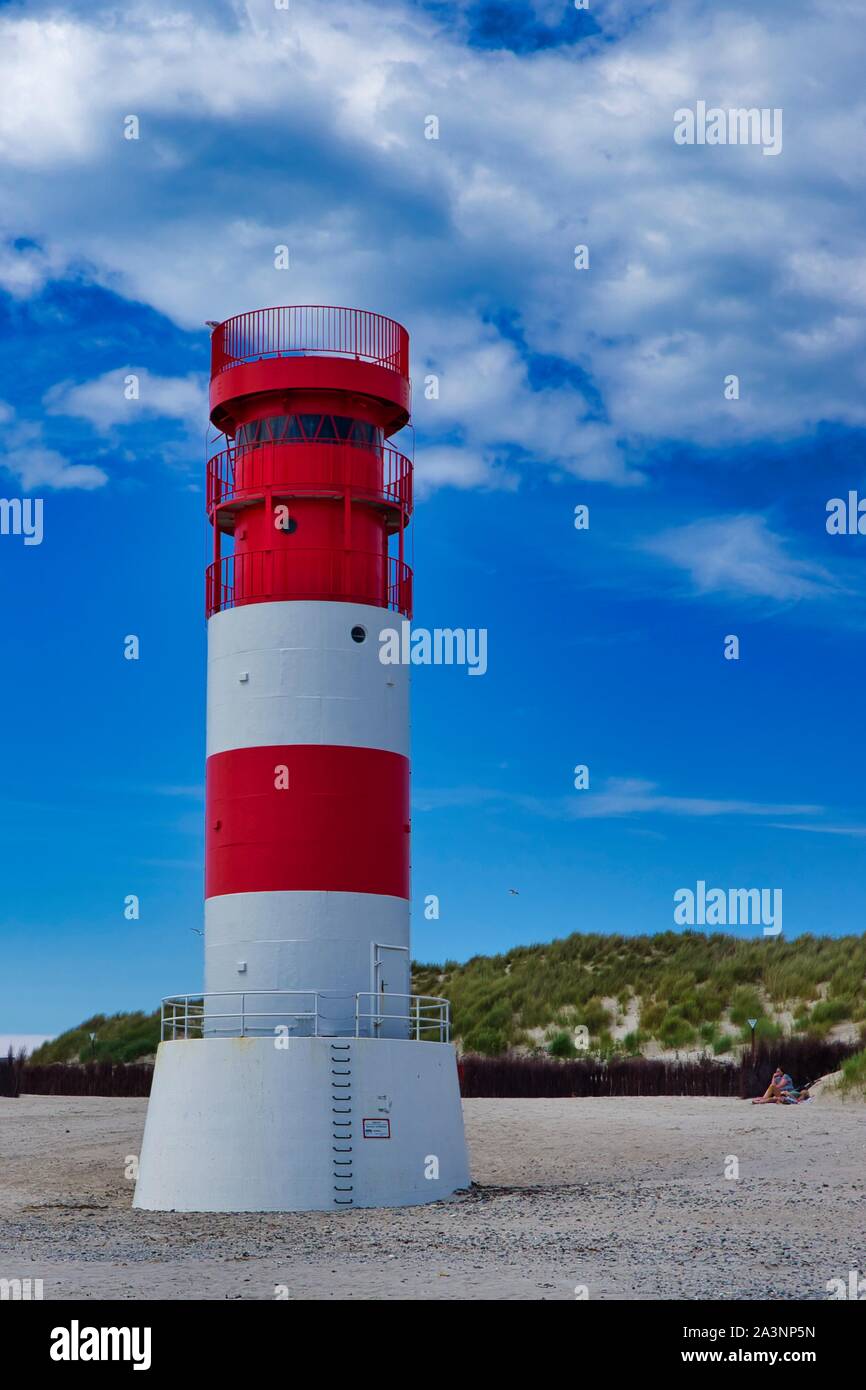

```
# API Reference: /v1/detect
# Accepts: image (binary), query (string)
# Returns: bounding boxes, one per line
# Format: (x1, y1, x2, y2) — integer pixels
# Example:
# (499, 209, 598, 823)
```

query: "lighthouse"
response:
(134, 305, 469, 1212)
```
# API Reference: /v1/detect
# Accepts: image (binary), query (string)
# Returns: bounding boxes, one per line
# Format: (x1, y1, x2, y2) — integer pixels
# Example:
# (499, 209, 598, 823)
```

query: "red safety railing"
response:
(206, 550, 413, 619)
(207, 439, 413, 517)
(211, 306, 409, 378)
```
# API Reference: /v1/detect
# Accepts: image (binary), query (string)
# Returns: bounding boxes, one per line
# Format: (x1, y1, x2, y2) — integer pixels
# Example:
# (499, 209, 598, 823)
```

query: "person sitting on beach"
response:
(752, 1065, 811, 1104)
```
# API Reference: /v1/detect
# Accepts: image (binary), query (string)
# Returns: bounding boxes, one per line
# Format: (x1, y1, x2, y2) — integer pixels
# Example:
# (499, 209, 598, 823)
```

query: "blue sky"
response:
(2, 0, 866, 1034)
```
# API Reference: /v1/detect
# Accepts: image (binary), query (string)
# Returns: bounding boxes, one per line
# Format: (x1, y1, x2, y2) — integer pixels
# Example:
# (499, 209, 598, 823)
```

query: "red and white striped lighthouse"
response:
(135, 306, 468, 1212)
(204, 307, 414, 1032)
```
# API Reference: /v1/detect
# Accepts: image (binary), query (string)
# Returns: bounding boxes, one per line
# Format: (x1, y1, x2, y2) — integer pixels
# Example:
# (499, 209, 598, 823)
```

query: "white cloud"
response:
(414, 445, 515, 494)
(0, 240, 60, 297)
(643, 514, 838, 601)
(0, 19, 103, 170)
(45, 368, 208, 432)
(565, 778, 821, 820)
(414, 776, 822, 819)
(0, 411, 107, 490)
(413, 318, 636, 484)
(768, 822, 866, 838)
(0, 0, 864, 488)
(1, 444, 107, 490)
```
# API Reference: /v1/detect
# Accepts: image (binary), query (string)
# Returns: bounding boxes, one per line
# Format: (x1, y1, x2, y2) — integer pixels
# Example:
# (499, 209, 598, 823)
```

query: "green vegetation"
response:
(838, 1049, 866, 1096)
(30, 1012, 160, 1065)
(658, 1009, 695, 1049)
(31, 931, 866, 1066)
(412, 930, 866, 1057)
(547, 1030, 578, 1059)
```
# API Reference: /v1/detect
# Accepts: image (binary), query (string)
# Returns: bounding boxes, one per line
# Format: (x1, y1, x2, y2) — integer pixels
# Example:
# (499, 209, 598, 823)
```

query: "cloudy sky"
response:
(2, 0, 865, 1033)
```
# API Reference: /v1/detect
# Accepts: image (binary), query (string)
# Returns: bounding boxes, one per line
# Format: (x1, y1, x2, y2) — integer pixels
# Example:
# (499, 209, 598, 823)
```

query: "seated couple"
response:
(752, 1065, 811, 1104)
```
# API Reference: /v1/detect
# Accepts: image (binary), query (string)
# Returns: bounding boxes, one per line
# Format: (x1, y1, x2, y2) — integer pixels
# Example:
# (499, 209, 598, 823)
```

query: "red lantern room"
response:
(205, 305, 413, 620)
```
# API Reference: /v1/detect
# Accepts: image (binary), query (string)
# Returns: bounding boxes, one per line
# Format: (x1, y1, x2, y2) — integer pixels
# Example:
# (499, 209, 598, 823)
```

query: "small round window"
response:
(351, 625, 367, 644)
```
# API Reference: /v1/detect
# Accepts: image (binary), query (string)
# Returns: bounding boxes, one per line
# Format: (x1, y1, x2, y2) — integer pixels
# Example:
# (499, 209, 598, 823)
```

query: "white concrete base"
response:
(133, 1036, 469, 1212)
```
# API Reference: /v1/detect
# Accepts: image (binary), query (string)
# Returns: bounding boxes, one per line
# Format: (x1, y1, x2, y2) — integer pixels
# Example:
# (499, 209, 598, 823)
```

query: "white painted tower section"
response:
(206, 600, 409, 758)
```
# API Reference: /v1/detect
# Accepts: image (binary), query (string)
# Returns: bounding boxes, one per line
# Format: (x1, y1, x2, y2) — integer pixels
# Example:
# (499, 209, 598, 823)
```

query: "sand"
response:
(1, 1093, 864, 1300)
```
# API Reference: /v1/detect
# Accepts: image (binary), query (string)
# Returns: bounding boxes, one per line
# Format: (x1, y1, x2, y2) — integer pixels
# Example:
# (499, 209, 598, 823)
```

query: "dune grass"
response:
(29, 930, 866, 1064)
(29, 1012, 160, 1065)
(837, 1049, 866, 1096)
(413, 930, 866, 1056)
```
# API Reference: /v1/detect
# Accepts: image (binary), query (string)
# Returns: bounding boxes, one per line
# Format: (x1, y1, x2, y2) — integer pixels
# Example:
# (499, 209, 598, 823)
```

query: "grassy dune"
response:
(414, 929, 866, 1057)
(30, 930, 866, 1064)
(29, 1012, 160, 1065)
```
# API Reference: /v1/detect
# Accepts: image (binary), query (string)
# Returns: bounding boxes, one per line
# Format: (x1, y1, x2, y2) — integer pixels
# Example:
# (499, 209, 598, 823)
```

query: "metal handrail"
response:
(205, 548, 412, 619)
(207, 437, 413, 516)
(354, 993, 450, 1044)
(211, 306, 409, 378)
(161, 990, 450, 1042)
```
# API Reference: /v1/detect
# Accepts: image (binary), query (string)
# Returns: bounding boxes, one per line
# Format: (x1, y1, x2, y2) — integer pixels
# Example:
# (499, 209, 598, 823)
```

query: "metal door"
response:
(370, 942, 410, 1038)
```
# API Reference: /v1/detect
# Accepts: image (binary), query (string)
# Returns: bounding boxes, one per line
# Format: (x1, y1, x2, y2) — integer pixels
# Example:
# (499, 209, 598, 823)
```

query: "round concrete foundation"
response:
(133, 1036, 470, 1212)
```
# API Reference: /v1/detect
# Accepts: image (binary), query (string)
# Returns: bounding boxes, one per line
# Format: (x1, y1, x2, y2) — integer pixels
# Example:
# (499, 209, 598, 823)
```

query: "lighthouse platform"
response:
(133, 995, 469, 1212)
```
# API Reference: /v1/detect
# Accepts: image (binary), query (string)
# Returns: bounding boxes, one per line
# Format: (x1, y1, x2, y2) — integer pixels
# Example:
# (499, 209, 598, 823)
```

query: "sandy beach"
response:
(1, 1093, 863, 1300)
